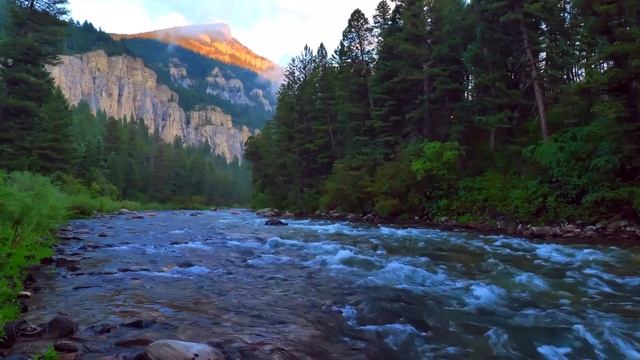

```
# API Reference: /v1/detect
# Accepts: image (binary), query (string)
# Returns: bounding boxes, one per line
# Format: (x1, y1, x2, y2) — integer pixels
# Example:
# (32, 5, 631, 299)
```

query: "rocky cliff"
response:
(47, 50, 254, 163)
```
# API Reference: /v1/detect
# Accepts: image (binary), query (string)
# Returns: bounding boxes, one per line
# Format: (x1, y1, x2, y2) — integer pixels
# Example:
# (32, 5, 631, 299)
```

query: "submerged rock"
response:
(265, 219, 287, 226)
(145, 340, 224, 360)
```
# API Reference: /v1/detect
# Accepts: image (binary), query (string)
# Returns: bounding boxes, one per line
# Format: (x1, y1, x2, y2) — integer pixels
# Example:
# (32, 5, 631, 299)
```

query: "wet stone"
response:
(116, 339, 154, 348)
(55, 340, 79, 353)
(265, 219, 288, 226)
(1, 321, 25, 349)
(145, 340, 224, 360)
(41, 316, 78, 339)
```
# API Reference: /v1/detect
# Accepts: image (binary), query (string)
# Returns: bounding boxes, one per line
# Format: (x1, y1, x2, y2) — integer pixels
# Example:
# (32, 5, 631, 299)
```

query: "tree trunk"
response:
(520, 18, 549, 140)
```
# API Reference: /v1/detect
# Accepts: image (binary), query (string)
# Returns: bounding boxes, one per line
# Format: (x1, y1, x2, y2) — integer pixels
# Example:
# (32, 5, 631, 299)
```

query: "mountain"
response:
(121, 37, 277, 129)
(112, 24, 278, 76)
(47, 50, 255, 163)
(51, 21, 279, 163)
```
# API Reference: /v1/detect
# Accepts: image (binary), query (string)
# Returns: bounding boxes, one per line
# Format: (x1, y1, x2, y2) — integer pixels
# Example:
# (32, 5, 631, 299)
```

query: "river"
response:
(21, 210, 640, 359)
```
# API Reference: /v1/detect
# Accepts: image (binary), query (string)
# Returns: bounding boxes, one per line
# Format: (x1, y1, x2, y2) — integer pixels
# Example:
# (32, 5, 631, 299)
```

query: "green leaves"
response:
(411, 141, 462, 181)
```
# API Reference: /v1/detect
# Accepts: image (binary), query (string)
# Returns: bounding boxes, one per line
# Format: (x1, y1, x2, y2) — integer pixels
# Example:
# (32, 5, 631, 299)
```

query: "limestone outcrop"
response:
(47, 50, 255, 163)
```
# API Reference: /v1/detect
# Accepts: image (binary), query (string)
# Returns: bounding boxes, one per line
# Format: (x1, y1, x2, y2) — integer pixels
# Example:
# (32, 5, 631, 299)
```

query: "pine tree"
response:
(0, 0, 69, 171)
(334, 9, 375, 155)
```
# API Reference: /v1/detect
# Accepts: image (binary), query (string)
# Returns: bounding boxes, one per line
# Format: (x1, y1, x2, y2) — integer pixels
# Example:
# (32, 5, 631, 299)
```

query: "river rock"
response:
(41, 316, 78, 339)
(1, 321, 25, 349)
(55, 340, 79, 353)
(607, 219, 631, 229)
(265, 219, 287, 226)
(116, 339, 154, 348)
(531, 226, 558, 238)
(145, 340, 224, 360)
(17, 291, 32, 299)
(256, 208, 280, 217)
(88, 323, 118, 335)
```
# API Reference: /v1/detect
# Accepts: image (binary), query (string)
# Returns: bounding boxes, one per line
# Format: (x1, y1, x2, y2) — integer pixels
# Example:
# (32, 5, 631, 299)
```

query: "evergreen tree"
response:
(334, 9, 375, 155)
(0, 0, 69, 171)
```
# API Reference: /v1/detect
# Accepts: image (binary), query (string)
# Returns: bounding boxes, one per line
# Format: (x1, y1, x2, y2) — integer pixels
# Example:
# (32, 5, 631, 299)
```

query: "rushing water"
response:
(22, 210, 640, 359)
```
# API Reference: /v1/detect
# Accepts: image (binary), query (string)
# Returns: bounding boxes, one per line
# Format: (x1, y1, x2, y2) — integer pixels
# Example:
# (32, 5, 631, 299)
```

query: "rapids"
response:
(22, 210, 640, 359)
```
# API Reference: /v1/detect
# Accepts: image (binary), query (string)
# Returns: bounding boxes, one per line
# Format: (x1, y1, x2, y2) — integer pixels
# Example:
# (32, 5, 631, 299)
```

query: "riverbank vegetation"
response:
(247, 0, 640, 226)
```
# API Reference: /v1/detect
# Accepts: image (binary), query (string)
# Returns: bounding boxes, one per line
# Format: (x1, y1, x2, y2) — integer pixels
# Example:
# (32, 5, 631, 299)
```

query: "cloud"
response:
(67, 0, 381, 65)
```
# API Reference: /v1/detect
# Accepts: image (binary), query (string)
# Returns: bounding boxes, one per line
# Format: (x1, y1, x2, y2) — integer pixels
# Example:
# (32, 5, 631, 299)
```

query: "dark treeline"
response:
(0, 0, 251, 207)
(69, 103, 251, 206)
(247, 0, 640, 224)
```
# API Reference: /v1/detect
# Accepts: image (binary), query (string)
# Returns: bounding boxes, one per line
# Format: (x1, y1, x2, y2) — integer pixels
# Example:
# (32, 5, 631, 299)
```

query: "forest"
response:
(247, 0, 640, 226)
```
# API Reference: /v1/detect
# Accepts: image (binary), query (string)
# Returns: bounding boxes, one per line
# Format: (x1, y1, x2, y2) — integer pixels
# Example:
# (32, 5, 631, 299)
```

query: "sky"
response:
(67, 0, 381, 66)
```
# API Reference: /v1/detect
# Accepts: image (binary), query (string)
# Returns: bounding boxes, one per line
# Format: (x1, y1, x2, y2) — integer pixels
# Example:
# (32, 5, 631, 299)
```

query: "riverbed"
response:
(18, 210, 640, 359)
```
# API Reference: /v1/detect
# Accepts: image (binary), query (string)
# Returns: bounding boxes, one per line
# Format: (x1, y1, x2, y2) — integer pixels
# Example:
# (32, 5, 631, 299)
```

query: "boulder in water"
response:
(41, 316, 78, 339)
(145, 340, 224, 360)
(265, 219, 287, 226)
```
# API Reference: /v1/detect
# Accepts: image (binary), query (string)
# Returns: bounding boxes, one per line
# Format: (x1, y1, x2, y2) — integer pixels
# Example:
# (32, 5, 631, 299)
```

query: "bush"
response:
(320, 157, 375, 214)
(369, 146, 423, 217)
(0, 172, 67, 331)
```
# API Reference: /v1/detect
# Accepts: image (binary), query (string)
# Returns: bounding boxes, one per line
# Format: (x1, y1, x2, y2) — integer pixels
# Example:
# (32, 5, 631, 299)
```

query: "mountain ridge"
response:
(111, 24, 279, 76)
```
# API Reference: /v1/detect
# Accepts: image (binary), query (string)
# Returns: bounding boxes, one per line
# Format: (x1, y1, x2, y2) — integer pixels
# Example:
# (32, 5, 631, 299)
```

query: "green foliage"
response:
(248, 0, 640, 225)
(411, 142, 462, 183)
(321, 157, 375, 214)
(69, 103, 251, 207)
(0, 171, 65, 333)
(63, 20, 129, 56)
(34, 346, 59, 360)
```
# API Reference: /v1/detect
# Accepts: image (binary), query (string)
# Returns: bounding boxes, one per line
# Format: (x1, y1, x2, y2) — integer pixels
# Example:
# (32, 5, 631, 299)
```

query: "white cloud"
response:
(233, 0, 380, 65)
(67, 0, 191, 33)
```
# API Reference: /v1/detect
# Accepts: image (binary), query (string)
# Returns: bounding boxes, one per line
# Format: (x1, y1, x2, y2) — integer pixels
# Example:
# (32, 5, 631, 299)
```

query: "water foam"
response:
(359, 261, 447, 291)
(514, 272, 549, 291)
(246, 255, 292, 267)
(537, 345, 572, 360)
(465, 284, 507, 308)
(485, 328, 518, 356)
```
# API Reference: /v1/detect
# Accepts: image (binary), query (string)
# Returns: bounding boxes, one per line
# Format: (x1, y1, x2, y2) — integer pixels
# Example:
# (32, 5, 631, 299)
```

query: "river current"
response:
(23, 210, 640, 359)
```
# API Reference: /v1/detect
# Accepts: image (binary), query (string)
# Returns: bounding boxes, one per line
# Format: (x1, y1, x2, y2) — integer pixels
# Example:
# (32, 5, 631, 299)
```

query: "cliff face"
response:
(47, 50, 254, 163)
(112, 24, 278, 76)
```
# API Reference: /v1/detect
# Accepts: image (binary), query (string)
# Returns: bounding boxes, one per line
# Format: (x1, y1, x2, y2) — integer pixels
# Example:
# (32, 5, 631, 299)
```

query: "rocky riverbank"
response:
(257, 208, 640, 246)
(0, 216, 226, 360)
